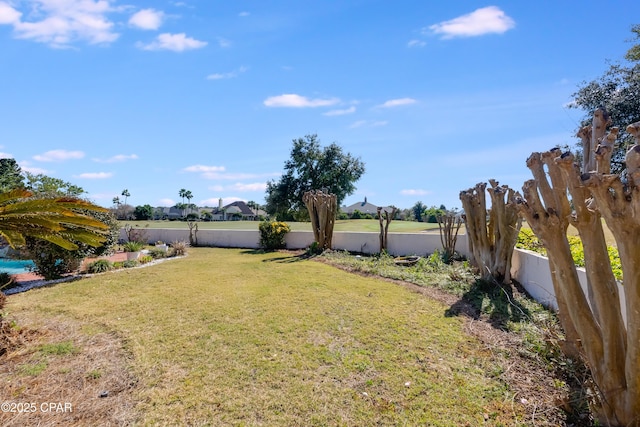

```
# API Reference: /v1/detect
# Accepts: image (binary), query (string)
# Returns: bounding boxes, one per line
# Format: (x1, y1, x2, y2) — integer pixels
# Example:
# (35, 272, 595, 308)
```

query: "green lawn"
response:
(6, 248, 521, 426)
(122, 219, 442, 233)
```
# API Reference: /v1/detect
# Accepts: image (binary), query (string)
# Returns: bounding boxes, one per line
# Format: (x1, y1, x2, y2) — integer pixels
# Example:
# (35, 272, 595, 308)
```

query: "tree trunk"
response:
(515, 115, 640, 425)
(459, 180, 521, 283)
(302, 191, 337, 250)
(377, 206, 398, 253)
(437, 211, 462, 262)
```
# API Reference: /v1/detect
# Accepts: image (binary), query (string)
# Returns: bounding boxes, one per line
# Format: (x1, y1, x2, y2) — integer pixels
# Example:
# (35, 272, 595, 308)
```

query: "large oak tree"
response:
(265, 134, 365, 220)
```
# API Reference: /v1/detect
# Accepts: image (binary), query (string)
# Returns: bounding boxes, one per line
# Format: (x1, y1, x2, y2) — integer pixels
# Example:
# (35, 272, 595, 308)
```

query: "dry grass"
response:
(0, 314, 136, 426)
(2, 248, 557, 425)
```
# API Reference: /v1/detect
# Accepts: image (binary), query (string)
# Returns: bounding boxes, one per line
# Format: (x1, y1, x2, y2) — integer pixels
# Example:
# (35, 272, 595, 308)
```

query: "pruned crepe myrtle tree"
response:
(377, 206, 399, 253)
(436, 210, 462, 262)
(302, 190, 336, 250)
(516, 113, 640, 426)
(459, 180, 522, 284)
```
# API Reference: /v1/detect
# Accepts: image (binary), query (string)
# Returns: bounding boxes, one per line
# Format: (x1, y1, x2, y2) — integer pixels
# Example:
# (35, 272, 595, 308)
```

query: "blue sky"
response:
(0, 1, 637, 211)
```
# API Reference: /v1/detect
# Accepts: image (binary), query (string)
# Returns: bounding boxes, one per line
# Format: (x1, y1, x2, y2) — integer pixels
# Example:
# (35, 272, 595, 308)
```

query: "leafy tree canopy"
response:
(412, 201, 426, 222)
(134, 204, 154, 220)
(265, 134, 365, 220)
(0, 158, 24, 192)
(571, 24, 640, 174)
(25, 172, 85, 197)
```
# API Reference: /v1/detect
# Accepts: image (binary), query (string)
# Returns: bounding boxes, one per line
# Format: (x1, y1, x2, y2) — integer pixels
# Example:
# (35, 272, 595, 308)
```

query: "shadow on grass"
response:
(240, 249, 310, 263)
(445, 278, 532, 330)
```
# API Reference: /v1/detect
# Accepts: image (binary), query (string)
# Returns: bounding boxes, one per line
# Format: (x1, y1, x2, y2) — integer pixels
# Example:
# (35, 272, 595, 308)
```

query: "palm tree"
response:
(121, 189, 130, 206)
(121, 189, 131, 219)
(185, 190, 193, 215)
(0, 188, 109, 251)
(178, 189, 187, 218)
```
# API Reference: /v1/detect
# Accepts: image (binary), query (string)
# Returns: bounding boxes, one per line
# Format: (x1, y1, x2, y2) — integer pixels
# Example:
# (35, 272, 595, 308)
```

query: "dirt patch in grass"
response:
(316, 256, 593, 426)
(0, 313, 137, 426)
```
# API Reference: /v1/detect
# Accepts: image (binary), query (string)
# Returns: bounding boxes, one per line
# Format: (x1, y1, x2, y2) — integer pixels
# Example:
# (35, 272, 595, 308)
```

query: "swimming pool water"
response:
(0, 259, 35, 275)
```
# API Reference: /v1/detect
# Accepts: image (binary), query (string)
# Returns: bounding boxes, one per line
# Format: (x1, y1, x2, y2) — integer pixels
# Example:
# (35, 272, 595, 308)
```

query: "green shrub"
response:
(113, 261, 124, 269)
(259, 221, 290, 250)
(123, 241, 144, 252)
(516, 228, 546, 255)
(25, 238, 83, 280)
(306, 241, 323, 256)
(122, 260, 138, 268)
(149, 248, 167, 259)
(516, 229, 622, 280)
(139, 255, 153, 264)
(87, 259, 113, 274)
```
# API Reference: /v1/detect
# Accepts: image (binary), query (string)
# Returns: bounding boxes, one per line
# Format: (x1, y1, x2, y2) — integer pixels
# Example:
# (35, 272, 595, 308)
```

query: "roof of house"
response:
(211, 200, 255, 216)
(342, 197, 395, 215)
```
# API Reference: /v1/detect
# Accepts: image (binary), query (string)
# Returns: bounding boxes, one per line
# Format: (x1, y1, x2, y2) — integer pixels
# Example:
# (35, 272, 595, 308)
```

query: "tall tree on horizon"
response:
(265, 134, 365, 220)
(0, 158, 24, 192)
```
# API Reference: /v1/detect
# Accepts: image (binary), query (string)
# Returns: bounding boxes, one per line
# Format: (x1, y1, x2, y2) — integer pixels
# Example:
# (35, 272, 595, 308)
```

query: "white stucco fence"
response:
(121, 227, 626, 324)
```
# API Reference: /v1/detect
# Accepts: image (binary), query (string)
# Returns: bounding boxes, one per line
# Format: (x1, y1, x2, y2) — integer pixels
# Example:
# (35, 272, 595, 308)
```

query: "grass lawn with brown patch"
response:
(3, 248, 534, 426)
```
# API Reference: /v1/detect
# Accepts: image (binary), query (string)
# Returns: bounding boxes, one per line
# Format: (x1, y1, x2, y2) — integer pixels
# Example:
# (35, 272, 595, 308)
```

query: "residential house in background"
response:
(209, 199, 258, 221)
(151, 199, 264, 221)
(341, 197, 395, 217)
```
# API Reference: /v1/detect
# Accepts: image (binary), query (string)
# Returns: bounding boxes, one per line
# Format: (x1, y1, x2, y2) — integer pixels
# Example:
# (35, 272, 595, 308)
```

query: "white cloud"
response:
(264, 94, 340, 108)
(349, 120, 388, 129)
(157, 198, 175, 207)
(75, 172, 113, 179)
(323, 106, 356, 116)
(93, 153, 138, 163)
(428, 6, 515, 39)
(407, 39, 426, 48)
(0, 151, 12, 158)
(129, 8, 164, 30)
(0, 2, 21, 24)
(20, 165, 48, 174)
(206, 66, 248, 80)
(202, 172, 276, 180)
(9, 0, 120, 48)
(186, 165, 278, 181)
(33, 149, 84, 162)
(217, 37, 231, 48)
(230, 182, 267, 192)
(378, 98, 417, 108)
(401, 189, 431, 196)
(138, 32, 207, 52)
(184, 164, 226, 173)
(238, 11, 249, 17)
(206, 182, 267, 192)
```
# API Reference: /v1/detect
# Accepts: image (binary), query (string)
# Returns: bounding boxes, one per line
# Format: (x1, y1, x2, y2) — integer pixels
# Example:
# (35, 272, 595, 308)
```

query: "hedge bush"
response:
(259, 221, 290, 250)
(516, 229, 622, 280)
